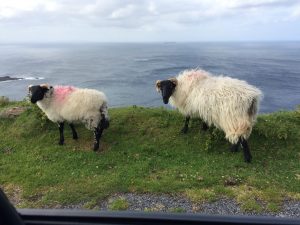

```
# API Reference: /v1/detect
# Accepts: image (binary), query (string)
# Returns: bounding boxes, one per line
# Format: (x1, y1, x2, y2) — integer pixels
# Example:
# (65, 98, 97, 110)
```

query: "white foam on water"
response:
(22, 77, 44, 80)
(134, 58, 151, 62)
(0, 75, 44, 83)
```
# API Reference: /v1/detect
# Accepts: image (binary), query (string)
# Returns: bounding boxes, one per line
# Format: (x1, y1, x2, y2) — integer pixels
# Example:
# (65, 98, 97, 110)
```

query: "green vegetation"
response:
(169, 207, 186, 213)
(0, 101, 299, 213)
(0, 96, 9, 106)
(108, 198, 129, 211)
(186, 189, 218, 203)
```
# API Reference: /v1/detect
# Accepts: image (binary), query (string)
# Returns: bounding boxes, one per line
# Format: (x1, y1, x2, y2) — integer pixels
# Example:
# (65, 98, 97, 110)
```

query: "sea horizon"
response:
(1, 42, 299, 113)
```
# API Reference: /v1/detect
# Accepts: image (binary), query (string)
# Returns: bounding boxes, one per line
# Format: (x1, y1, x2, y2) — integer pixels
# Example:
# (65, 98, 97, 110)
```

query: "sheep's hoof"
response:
(230, 144, 240, 152)
(93, 143, 99, 151)
(58, 140, 64, 145)
(244, 155, 252, 163)
(73, 134, 78, 140)
(181, 127, 188, 134)
(202, 123, 209, 131)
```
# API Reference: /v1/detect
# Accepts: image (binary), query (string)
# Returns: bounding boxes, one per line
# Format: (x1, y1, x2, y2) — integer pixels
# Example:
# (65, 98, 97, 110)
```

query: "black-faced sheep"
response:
(156, 69, 262, 163)
(28, 84, 109, 151)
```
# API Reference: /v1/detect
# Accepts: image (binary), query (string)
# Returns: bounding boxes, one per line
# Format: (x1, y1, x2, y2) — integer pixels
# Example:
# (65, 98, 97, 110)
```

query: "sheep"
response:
(155, 69, 262, 163)
(28, 84, 109, 151)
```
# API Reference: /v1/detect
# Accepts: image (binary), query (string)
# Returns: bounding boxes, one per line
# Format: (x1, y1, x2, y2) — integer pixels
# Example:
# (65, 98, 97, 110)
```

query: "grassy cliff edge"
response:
(0, 100, 299, 212)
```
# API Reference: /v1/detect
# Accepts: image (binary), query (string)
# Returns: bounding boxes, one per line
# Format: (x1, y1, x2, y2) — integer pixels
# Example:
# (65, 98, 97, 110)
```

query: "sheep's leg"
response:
(93, 116, 107, 151)
(93, 127, 104, 151)
(230, 139, 241, 152)
(202, 122, 209, 131)
(69, 123, 78, 140)
(181, 116, 190, 134)
(58, 122, 64, 145)
(93, 127, 100, 151)
(240, 138, 252, 163)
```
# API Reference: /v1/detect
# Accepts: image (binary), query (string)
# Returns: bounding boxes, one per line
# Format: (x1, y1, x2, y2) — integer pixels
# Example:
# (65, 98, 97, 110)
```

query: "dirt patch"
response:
(1, 184, 23, 206)
(0, 106, 27, 118)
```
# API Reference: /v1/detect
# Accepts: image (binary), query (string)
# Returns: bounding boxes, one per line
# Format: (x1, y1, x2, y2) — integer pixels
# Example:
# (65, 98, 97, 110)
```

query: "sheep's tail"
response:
(225, 97, 260, 144)
(248, 93, 263, 126)
(235, 98, 259, 141)
(248, 98, 258, 118)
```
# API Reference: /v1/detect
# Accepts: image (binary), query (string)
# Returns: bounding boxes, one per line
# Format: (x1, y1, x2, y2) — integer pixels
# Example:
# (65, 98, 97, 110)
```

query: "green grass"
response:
(186, 189, 218, 203)
(0, 96, 9, 106)
(108, 198, 129, 211)
(0, 101, 299, 212)
(169, 207, 186, 213)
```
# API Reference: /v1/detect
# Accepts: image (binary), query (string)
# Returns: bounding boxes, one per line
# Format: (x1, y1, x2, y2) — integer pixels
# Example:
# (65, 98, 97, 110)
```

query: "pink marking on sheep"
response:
(54, 86, 76, 102)
(186, 70, 207, 81)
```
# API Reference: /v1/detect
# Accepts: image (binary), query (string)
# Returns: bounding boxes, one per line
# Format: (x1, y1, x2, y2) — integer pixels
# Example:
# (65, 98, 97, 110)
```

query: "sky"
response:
(0, 0, 300, 42)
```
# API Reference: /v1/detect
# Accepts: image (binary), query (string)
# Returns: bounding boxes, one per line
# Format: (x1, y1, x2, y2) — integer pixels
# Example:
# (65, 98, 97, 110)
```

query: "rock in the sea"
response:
(0, 76, 22, 82)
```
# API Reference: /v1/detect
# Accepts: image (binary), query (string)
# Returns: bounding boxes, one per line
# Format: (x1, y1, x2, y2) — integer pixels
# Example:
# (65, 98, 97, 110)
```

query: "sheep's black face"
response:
(159, 80, 176, 104)
(29, 85, 49, 104)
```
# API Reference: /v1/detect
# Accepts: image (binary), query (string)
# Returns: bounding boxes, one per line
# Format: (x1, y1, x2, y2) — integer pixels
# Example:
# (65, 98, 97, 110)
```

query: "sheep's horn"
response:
(156, 80, 161, 88)
(28, 85, 33, 91)
(40, 83, 49, 89)
(168, 77, 178, 86)
(155, 80, 162, 92)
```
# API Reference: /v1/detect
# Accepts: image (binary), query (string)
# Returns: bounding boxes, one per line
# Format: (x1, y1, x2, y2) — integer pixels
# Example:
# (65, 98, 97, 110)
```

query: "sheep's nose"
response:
(163, 97, 169, 104)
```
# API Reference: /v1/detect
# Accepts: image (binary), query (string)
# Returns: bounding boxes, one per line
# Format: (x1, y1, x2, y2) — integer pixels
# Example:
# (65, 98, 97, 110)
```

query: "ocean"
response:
(0, 42, 299, 113)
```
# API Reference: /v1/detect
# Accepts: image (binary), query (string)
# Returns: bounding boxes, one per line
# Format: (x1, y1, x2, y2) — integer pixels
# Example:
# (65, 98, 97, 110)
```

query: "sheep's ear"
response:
(155, 80, 161, 92)
(168, 78, 178, 86)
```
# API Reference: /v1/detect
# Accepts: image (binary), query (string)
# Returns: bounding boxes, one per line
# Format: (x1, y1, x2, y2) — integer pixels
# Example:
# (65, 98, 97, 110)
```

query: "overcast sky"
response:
(0, 0, 300, 42)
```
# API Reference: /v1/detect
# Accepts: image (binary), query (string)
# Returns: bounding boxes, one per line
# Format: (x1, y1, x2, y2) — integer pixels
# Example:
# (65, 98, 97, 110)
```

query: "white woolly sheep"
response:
(156, 69, 262, 162)
(28, 84, 109, 151)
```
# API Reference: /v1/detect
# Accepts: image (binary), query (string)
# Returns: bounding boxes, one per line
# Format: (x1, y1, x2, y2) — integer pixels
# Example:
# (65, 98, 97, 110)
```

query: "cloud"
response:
(0, 0, 62, 19)
(1, 0, 300, 26)
(0, 0, 299, 42)
(290, 4, 300, 19)
(228, 0, 300, 9)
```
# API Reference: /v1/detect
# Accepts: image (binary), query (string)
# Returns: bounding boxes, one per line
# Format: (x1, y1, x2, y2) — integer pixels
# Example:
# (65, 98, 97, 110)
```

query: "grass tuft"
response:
(108, 198, 129, 211)
(0, 96, 9, 106)
(169, 207, 186, 213)
(186, 189, 217, 203)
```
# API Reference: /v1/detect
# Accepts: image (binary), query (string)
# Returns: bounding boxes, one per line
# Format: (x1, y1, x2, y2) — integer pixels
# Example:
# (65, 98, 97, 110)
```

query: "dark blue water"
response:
(0, 42, 299, 113)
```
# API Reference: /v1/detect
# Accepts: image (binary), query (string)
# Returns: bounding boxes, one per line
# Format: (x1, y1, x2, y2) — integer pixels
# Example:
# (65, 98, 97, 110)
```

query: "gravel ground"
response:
(100, 193, 198, 213)
(13, 192, 299, 218)
(97, 193, 300, 218)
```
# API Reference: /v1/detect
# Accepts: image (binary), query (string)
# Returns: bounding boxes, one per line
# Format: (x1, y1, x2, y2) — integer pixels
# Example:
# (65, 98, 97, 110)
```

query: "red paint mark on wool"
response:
(54, 86, 76, 102)
(187, 71, 202, 80)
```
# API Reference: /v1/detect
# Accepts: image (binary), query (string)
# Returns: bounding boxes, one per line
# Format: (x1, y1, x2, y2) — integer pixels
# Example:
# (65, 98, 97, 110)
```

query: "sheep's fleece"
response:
(160, 69, 262, 144)
(36, 85, 109, 129)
